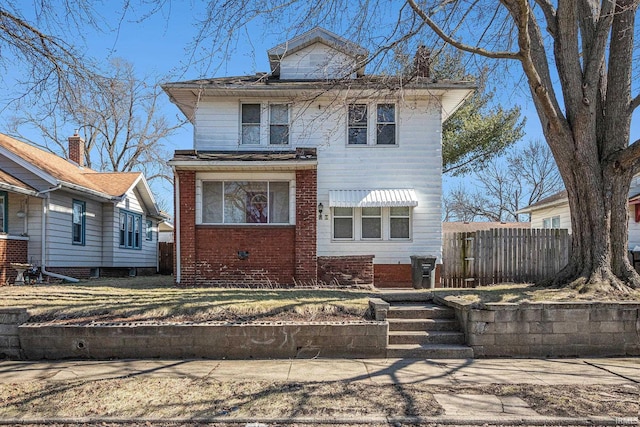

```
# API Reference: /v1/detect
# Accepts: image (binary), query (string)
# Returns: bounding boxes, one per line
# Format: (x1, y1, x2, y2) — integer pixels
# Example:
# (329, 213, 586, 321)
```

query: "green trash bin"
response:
(410, 255, 436, 289)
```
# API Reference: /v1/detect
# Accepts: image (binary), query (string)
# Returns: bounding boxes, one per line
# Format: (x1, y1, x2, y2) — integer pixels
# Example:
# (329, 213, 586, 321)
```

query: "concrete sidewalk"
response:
(0, 357, 638, 385)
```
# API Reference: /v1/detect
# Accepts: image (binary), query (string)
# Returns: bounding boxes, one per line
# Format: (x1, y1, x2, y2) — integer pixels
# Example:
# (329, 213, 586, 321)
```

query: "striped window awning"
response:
(328, 189, 418, 208)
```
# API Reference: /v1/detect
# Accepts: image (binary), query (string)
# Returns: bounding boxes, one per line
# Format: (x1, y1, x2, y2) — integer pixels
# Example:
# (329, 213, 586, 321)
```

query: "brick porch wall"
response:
(175, 168, 317, 287)
(317, 255, 374, 287)
(0, 238, 28, 285)
(375, 264, 443, 288)
(194, 226, 295, 286)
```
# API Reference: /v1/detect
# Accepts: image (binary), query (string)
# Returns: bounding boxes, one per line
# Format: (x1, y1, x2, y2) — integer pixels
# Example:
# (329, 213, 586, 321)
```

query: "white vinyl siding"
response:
(191, 96, 445, 264)
(278, 43, 357, 80)
(529, 203, 571, 232)
(45, 192, 102, 267)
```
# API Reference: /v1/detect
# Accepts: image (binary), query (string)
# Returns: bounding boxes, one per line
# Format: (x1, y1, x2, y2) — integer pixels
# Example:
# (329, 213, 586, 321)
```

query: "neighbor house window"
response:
(542, 216, 560, 229)
(269, 104, 289, 145)
(376, 104, 396, 145)
(0, 191, 7, 233)
(348, 104, 368, 145)
(72, 200, 85, 245)
(361, 207, 382, 239)
(146, 219, 153, 241)
(201, 181, 290, 224)
(332, 207, 412, 240)
(333, 207, 354, 239)
(241, 103, 261, 145)
(119, 210, 142, 249)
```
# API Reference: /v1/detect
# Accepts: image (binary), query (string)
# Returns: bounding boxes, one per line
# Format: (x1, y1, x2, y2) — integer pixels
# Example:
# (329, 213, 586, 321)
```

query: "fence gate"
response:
(158, 242, 174, 275)
(442, 228, 571, 288)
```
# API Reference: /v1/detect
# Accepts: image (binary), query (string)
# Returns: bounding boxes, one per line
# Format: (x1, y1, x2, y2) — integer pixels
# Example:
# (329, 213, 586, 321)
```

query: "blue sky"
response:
(1, 4, 639, 214)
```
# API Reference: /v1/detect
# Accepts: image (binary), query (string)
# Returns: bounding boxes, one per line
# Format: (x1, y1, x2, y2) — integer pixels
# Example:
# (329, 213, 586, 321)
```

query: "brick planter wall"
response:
(0, 238, 28, 285)
(0, 308, 28, 359)
(317, 255, 374, 287)
(19, 321, 388, 360)
(441, 298, 640, 357)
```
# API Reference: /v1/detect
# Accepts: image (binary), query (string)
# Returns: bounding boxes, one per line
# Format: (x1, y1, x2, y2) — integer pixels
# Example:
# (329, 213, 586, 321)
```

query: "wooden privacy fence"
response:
(442, 228, 571, 288)
(158, 242, 174, 275)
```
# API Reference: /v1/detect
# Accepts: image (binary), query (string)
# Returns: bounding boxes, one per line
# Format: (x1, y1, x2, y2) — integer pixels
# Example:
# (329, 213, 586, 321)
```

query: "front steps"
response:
(386, 302, 473, 359)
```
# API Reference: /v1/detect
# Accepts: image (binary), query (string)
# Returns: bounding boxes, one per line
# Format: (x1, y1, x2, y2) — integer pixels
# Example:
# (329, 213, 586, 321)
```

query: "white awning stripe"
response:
(329, 189, 418, 208)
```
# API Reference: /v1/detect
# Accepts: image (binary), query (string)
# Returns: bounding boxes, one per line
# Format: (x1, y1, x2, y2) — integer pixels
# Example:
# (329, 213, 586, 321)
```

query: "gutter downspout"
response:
(37, 185, 80, 283)
(173, 167, 181, 285)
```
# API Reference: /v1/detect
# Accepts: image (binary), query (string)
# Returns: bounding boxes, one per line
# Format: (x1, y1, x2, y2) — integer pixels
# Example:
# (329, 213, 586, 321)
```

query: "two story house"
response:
(164, 27, 473, 287)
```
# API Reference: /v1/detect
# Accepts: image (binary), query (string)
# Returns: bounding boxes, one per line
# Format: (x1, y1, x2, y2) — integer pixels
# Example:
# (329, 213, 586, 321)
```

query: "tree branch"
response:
(406, 0, 521, 60)
(533, 0, 557, 36)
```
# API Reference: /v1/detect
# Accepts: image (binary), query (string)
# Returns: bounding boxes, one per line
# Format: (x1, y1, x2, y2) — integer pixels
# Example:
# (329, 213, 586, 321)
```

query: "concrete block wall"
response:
(442, 299, 640, 357)
(0, 308, 28, 359)
(18, 321, 388, 360)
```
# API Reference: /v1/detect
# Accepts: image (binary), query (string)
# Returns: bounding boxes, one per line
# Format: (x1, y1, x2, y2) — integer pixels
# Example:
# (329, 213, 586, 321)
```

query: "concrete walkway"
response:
(0, 358, 638, 425)
(0, 357, 638, 385)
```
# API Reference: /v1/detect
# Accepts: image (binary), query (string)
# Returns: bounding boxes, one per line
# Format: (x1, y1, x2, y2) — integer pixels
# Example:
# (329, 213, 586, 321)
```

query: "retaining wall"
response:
(18, 321, 388, 360)
(440, 297, 640, 357)
(0, 308, 28, 358)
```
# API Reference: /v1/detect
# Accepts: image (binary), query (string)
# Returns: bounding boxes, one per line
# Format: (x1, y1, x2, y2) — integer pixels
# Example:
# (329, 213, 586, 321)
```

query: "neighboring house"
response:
(0, 132, 164, 284)
(163, 27, 474, 287)
(518, 177, 640, 248)
(443, 222, 531, 233)
(158, 221, 174, 243)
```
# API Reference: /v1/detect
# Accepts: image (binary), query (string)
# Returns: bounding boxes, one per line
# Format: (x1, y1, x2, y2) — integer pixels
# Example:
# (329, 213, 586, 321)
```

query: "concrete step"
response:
(387, 343, 474, 359)
(388, 330, 466, 345)
(388, 318, 461, 332)
(387, 303, 455, 320)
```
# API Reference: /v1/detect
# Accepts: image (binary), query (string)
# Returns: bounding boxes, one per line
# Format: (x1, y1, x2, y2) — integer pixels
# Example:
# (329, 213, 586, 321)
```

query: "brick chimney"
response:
(414, 45, 431, 78)
(68, 130, 85, 167)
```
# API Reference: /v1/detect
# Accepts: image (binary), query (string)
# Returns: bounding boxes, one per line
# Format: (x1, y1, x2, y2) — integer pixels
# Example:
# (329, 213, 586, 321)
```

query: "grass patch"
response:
(0, 276, 372, 324)
(0, 378, 637, 419)
(432, 283, 640, 304)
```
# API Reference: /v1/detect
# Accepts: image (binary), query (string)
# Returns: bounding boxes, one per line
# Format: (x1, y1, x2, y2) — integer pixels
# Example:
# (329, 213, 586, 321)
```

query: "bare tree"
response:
(445, 140, 563, 222)
(191, 1, 640, 292)
(9, 59, 184, 184)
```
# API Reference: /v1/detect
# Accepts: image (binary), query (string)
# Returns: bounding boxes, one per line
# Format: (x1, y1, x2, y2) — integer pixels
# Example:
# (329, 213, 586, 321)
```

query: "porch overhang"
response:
(329, 189, 418, 208)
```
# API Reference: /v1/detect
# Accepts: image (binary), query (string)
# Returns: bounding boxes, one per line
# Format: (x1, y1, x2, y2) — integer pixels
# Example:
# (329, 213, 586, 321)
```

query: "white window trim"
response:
(542, 215, 561, 229)
(239, 101, 291, 146)
(332, 207, 412, 241)
(195, 172, 296, 225)
(346, 102, 398, 147)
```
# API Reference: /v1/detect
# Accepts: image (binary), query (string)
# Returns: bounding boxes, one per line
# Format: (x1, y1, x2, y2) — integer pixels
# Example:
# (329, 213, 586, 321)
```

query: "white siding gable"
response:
(530, 203, 571, 232)
(279, 42, 356, 80)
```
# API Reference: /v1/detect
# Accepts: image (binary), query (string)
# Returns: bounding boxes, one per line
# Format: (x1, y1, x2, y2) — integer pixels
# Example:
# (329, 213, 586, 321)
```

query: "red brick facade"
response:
(0, 238, 28, 285)
(374, 264, 412, 288)
(175, 168, 317, 287)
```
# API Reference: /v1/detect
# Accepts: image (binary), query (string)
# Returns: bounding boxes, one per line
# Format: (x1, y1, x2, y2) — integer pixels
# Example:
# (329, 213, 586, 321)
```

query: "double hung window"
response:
(120, 210, 142, 249)
(145, 219, 153, 241)
(201, 181, 290, 224)
(333, 206, 411, 240)
(72, 200, 85, 245)
(347, 103, 396, 145)
(241, 103, 290, 145)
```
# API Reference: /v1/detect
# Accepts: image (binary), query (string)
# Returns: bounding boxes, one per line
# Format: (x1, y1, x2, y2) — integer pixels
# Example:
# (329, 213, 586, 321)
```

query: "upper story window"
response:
(0, 191, 7, 233)
(241, 104, 261, 145)
(376, 104, 396, 145)
(241, 103, 290, 145)
(348, 104, 367, 145)
(347, 103, 397, 146)
(72, 200, 86, 245)
(201, 180, 290, 224)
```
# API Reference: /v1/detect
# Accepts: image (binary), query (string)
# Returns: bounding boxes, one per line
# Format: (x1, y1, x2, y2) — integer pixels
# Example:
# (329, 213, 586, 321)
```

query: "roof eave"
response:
(169, 159, 318, 171)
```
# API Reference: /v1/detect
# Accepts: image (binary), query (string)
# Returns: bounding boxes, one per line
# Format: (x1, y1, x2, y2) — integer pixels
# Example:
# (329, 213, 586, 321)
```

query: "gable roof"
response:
(0, 133, 160, 216)
(517, 190, 569, 213)
(267, 27, 368, 77)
